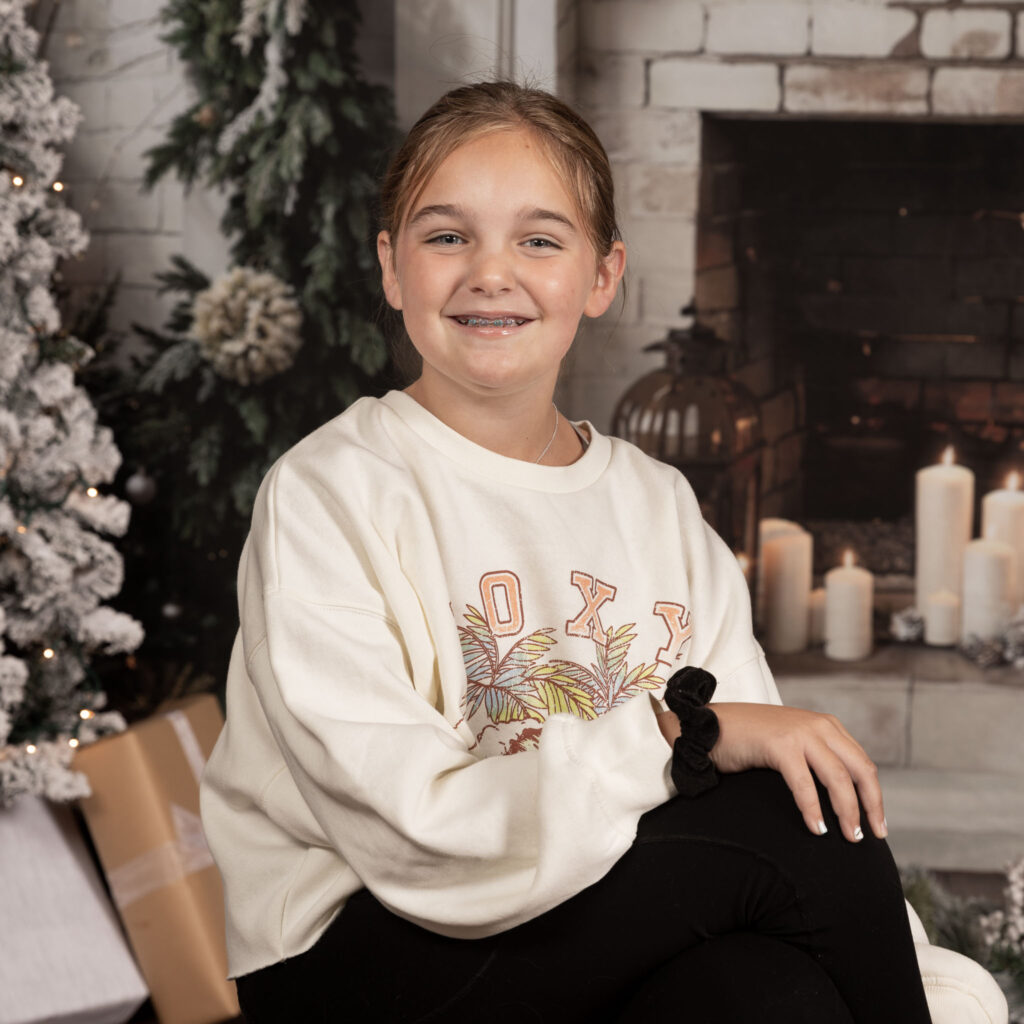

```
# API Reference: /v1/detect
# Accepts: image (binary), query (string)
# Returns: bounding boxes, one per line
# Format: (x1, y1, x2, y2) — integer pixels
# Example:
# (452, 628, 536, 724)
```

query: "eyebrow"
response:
(407, 203, 578, 232)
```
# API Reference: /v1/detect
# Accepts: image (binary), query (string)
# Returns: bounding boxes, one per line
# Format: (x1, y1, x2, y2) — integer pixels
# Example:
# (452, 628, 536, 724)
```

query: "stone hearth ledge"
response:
(770, 644, 1024, 872)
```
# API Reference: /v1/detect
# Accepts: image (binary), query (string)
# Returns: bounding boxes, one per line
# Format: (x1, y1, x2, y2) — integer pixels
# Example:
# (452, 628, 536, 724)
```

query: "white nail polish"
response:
(817, 820, 828, 835)
(853, 826, 864, 841)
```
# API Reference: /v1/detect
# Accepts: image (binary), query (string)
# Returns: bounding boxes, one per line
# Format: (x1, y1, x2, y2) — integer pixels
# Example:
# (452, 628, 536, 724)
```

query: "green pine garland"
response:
(144, 0, 395, 388)
(89, 0, 399, 706)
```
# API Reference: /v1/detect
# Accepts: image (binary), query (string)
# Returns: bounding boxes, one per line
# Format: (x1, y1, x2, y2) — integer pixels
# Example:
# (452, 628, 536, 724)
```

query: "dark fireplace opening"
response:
(696, 115, 1024, 569)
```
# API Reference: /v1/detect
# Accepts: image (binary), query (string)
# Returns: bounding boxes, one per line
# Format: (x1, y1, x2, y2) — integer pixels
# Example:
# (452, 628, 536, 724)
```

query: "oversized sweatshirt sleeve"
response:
(236, 457, 675, 939)
(674, 477, 782, 707)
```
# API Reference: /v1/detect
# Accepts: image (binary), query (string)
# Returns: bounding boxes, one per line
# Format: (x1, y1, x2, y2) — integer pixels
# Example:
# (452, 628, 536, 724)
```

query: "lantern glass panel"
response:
(612, 331, 763, 592)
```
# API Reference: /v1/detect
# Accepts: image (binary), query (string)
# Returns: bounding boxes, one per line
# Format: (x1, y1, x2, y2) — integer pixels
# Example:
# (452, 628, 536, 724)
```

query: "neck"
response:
(404, 378, 580, 465)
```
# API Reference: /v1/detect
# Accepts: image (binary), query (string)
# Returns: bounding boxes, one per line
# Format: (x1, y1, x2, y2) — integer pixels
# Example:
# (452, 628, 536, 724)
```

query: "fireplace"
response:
(696, 116, 1024, 576)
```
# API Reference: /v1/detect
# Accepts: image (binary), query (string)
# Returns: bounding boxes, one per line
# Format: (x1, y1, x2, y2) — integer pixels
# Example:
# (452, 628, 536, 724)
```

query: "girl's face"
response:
(378, 128, 625, 406)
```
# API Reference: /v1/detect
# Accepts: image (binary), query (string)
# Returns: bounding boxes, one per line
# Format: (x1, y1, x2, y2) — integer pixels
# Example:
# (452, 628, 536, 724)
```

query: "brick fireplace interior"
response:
(697, 115, 1024, 577)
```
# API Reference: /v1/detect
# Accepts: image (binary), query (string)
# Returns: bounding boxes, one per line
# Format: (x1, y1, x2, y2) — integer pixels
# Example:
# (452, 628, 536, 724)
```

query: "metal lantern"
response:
(612, 314, 763, 593)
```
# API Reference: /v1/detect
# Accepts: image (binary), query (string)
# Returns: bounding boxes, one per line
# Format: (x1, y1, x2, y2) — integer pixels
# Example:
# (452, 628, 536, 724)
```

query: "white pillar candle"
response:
(915, 447, 974, 611)
(981, 471, 1024, 614)
(757, 518, 804, 627)
(808, 587, 826, 646)
(961, 538, 1015, 642)
(825, 550, 874, 660)
(924, 589, 960, 646)
(760, 523, 812, 654)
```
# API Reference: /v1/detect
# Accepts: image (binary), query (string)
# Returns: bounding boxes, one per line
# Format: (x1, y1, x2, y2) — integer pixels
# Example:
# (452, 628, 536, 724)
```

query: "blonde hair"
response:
(379, 81, 621, 259)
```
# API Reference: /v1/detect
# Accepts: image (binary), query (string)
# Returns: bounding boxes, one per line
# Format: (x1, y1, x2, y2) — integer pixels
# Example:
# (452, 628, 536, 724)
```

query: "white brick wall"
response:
(621, 216, 697, 276)
(920, 9, 1013, 61)
(641, 269, 700, 326)
(706, 3, 809, 56)
(649, 59, 781, 111)
(810, 3, 917, 58)
(577, 52, 646, 107)
(932, 67, 1024, 115)
(48, 0, 224, 343)
(784, 64, 929, 115)
(581, 0, 704, 53)
(623, 163, 700, 218)
(588, 107, 701, 164)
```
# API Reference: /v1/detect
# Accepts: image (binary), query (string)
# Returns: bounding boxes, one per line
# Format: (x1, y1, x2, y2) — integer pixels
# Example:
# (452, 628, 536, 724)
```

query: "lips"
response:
(450, 314, 532, 327)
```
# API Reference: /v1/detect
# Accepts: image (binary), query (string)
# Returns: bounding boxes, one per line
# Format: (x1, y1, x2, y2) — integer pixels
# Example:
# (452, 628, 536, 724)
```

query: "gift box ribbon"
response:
(106, 709, 215, 910)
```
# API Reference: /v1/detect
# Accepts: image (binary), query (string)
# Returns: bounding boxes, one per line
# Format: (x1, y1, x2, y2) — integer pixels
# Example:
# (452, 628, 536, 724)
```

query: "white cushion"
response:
(905, 900, 1009, 1024)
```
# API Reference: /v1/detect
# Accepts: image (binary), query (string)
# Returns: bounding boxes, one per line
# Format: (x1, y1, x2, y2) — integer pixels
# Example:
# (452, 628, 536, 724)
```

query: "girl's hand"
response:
(656, 703, 887, 844)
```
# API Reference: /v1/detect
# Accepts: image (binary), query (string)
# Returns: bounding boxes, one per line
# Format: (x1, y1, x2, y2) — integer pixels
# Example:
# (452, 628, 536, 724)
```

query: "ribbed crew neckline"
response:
(379, 390, 611, 493)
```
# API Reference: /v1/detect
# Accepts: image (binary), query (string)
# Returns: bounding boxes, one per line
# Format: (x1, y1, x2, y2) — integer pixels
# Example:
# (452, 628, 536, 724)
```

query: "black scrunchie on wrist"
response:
(663, 666, 720, 798)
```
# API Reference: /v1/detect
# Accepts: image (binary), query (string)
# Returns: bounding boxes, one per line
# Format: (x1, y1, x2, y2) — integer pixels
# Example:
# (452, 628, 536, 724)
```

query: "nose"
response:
(466, 245, 514, 295)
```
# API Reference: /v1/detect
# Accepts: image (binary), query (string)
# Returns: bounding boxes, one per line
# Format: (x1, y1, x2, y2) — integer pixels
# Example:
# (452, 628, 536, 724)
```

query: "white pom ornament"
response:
(192, 266, 303, 386)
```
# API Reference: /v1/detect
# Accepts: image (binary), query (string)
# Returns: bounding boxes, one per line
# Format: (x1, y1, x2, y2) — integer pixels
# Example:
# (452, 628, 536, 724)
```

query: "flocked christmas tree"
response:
(0, 0, 142, 803)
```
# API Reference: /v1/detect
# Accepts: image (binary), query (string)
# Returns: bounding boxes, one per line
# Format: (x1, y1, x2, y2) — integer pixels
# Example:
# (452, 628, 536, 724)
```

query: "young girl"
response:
(201, 81, 931, 1022)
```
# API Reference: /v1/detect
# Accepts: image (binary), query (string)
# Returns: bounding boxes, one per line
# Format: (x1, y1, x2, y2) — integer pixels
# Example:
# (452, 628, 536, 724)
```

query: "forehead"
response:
(408, 128, 580, 221)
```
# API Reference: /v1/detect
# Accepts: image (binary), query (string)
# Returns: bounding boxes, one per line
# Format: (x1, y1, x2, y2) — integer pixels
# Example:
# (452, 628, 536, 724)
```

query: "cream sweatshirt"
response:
(200, 390, 781, 979)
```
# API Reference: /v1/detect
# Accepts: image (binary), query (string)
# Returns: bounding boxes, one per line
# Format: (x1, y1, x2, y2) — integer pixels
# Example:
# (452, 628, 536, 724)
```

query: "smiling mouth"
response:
(453, 316, 530, 327)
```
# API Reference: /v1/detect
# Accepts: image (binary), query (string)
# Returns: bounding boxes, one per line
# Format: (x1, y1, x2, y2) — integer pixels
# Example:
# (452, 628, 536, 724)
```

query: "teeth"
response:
(456, 316, 526, 327)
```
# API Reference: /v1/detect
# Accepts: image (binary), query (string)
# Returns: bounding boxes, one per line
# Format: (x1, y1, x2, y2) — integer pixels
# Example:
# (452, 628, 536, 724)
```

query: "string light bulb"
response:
(16, 524, 26, 534)
(68, 738, 79, 749)
(86, 486, 98, 497)
(79, 709, 94, 720)
(52, 180, 64, 192)
(42, 648, 54, 659)
(11, 174, 24, 187)
(25, 744, 37, 754)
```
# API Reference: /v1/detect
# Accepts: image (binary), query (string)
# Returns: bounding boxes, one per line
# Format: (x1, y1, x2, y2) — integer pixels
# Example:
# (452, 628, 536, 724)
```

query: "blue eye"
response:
(524, 238, 560, 249)
(428, 233, 463, 246)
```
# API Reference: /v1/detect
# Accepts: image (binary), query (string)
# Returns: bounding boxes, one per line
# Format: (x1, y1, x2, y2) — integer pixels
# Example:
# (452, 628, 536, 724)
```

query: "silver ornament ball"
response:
(125, 469, 157, 505)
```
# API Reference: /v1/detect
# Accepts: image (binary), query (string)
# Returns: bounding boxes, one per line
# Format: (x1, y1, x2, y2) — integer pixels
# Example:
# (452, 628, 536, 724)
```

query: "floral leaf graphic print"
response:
(604, 622, 634, 678)
(486, 629, 556, 723)
(533, 660, 600, 720)
(459, 604, 499, 719)
(504, 727, 543, 755)
(459, 605, 556, 726)
(591, 624, 664, 710)
(532, 669, 599, 720)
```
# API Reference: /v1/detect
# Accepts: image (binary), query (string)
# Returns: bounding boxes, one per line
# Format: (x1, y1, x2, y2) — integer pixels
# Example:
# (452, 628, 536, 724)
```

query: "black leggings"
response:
(235, 770, 931, 1023)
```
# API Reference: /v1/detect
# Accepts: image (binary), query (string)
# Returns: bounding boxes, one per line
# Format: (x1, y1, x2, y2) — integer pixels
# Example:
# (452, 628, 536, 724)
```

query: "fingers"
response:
(817, 718, 888, 841)
(777, 760, 830, 839)
(807, 746, 869, 843)
(780, 722, 888, 843)
(849, 754, 888, 840)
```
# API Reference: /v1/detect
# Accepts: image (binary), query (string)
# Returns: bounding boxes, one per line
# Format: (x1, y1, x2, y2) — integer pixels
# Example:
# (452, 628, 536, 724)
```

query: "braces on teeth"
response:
(457, 316, 527, 327)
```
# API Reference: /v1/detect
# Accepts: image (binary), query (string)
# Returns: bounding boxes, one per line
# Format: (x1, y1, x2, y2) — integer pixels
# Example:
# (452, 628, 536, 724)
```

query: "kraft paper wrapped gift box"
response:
(0, 794, 149, 1024)
(74, 694, 240, 1024)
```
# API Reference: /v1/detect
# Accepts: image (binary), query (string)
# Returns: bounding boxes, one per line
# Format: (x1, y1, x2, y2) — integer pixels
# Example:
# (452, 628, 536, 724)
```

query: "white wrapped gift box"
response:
(0, 795, 148, 1024)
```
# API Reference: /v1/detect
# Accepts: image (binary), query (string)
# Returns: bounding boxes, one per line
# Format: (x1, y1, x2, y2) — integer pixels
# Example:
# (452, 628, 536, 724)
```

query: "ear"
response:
(583, 240, 626, 319)
(377, 230, 403, 311)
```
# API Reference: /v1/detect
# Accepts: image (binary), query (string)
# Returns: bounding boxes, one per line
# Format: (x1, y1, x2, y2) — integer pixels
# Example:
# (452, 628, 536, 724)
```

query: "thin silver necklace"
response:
(534, 404, 559, 464)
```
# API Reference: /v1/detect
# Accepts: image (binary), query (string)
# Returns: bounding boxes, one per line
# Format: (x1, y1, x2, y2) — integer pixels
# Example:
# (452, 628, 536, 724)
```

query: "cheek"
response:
(547, 272, 595, 317)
